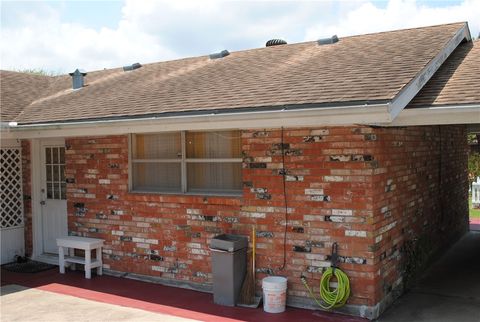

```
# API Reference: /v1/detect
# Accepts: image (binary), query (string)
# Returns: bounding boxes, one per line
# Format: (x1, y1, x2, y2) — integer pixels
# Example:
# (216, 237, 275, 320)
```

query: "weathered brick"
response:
(332, 209, 353, 216)
(305, 188, 324, 195)
(345, 230, 367, 238)
(53, 125, 467, 314)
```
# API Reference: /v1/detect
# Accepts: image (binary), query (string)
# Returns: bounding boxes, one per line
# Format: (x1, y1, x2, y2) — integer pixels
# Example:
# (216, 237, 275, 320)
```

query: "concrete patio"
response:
(2, 284, 195, 322)
(378, 231, 480, 322)
(2, 231, 479, 321)
(0, 265, 364, 322)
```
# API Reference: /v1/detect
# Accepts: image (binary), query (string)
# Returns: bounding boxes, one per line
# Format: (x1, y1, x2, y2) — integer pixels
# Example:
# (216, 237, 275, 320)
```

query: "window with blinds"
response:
(131, 131, 242, 195)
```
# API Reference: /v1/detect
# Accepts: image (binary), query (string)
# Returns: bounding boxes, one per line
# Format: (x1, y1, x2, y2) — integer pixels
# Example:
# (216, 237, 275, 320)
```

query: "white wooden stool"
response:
(56, 236, 104, 279)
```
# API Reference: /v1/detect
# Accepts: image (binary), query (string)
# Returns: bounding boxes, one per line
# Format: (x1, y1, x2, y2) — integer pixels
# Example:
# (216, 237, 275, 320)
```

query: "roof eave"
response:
(387, 22, 472, 121)
(382, 104, 480, 127)
(1, 102, 391, 139)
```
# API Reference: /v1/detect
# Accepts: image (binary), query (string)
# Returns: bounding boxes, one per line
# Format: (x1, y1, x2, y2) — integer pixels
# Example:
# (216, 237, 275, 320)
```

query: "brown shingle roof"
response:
(0, 68, 120, 122)
(407, 40, 480, 108)
(0, 71, 62, 122)
(0, 22, 469, 125)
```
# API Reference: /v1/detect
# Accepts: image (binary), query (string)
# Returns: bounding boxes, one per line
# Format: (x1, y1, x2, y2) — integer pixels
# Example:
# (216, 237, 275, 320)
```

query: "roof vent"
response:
(266, 39, 287, 47)
(317, 35, 339, 45)
(123, 62, 142, 72)
(69, 69, 87, 90)
(209, 50, 230, 60)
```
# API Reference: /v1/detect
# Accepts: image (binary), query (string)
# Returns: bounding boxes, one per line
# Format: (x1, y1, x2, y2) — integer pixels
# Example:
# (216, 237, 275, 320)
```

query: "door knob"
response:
(40, 200, 46, 205)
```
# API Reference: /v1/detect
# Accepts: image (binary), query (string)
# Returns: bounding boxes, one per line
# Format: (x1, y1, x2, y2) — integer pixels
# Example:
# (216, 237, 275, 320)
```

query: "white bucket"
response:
(262, 276, 287, 313)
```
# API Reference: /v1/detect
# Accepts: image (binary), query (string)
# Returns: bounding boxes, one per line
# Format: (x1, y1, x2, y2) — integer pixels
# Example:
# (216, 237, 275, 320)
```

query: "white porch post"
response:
(472, 177, 480, 208)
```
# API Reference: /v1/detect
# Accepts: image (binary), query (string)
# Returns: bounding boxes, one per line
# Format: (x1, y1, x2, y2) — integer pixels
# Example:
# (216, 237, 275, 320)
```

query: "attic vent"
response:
(266, 39, 287, 47)
(123, 63, 142, 72)
(209, 50, 230, 60)
(69, 69, 87, 90)
(317, 35, 339, 45)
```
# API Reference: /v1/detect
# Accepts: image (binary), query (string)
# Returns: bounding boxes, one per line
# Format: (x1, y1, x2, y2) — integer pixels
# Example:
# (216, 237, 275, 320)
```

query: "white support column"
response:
(472, 177, 480, 208)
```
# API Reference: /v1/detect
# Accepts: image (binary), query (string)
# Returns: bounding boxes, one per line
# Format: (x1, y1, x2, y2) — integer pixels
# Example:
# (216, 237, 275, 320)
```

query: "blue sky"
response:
(1, 1, 123, 30)
(1, 0, 479, 73)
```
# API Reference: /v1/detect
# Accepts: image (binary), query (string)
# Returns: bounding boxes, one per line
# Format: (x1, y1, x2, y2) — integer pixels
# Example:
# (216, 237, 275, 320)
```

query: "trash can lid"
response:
(210, 234, 248, 252)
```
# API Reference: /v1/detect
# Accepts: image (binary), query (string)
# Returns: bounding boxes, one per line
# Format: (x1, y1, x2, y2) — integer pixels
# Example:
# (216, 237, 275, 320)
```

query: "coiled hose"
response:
(301, 267, 350, 309)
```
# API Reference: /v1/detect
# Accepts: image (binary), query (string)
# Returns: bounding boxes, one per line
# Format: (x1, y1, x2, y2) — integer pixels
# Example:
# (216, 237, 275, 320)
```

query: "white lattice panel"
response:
(1, 148, 24, 229)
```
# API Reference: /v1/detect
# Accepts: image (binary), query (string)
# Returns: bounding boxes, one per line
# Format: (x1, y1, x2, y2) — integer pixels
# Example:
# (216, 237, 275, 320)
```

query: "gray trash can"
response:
(210, 234, 248, 306)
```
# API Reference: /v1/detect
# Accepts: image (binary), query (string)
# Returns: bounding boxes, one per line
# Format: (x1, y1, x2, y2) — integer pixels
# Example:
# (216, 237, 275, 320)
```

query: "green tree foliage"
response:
(469, 152, 480, 184)
(15, 68, 62, 76)
(468, 133, 478, 144)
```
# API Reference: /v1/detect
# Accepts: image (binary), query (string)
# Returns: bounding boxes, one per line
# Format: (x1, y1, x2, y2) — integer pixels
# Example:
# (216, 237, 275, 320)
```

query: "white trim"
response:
(31, 139, 42, 259)
(181, 131, 187, 193)
(1, 104, 390, 139)
(388, 24, 471, 121)
(132, 159, 182, 163)
(185, 158, 243, 163)
(41, 138, 65, 146)
(128, 134, 133, 192)
(384, 105, 480, 126)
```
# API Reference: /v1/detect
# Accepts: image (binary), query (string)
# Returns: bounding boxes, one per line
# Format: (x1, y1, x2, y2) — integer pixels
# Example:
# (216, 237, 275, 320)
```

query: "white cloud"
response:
(305, 0, 480, 39)
(1, 0, 479, 73)
(0, 2, 176, 73)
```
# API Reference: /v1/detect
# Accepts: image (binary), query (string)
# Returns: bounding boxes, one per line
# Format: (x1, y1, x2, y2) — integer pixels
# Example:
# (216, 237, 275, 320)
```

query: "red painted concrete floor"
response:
(1, 268, 366, 322)
(470, 218, 480, 231)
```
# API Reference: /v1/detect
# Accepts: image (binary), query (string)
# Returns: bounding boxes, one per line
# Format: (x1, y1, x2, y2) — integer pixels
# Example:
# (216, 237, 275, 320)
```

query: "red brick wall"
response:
(241, 127, 379, 307)
(65, 136, 242, 280)
(62, 124, 468, 313)
(65, 127, 379, 307)
(370, 125, 469, 304)
(21, 140, 33, 256)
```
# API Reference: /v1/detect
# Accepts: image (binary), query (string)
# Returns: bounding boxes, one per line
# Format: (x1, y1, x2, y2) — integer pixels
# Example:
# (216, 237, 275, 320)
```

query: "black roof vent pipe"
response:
(317, 35, 339, 45)
(69, 69, 87, 90)
(123, 62, 142, 71)
(209, 50, 230, 60)
(266, 39, 287, 47)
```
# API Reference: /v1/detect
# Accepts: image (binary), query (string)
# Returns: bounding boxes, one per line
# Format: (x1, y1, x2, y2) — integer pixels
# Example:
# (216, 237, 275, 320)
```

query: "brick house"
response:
(1, 22, 479, 319)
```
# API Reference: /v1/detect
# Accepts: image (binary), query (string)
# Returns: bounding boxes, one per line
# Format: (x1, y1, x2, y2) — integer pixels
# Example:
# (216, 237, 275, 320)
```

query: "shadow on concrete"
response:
(377, 231, 480, 322)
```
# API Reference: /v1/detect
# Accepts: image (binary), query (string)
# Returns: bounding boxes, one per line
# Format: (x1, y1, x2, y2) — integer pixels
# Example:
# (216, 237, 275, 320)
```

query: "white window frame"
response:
(129, 131, 243, 195)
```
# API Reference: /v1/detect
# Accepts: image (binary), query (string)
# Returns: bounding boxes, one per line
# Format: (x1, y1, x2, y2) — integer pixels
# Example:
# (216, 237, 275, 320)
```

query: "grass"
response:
(469, 196, 480, 219)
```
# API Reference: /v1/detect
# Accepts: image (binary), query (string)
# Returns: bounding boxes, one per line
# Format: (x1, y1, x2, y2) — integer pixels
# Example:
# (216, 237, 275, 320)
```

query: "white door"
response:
(40, 143, 67, 254)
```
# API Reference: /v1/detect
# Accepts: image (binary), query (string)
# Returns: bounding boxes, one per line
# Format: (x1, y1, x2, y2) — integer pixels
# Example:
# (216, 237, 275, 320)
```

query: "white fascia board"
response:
(388, 23, 471, 121)
(384, 104, 480, 126)
(1, 103, 390, 139)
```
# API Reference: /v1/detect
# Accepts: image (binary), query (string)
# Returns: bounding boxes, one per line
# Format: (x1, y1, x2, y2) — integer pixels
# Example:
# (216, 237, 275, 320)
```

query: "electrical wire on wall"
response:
(277, 126, 289, 272)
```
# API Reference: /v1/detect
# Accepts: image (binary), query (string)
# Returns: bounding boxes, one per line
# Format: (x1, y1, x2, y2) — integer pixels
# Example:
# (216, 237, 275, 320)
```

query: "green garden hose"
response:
(301, 267, 351, 309)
